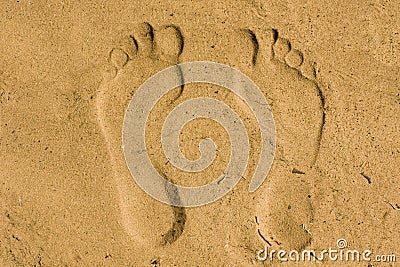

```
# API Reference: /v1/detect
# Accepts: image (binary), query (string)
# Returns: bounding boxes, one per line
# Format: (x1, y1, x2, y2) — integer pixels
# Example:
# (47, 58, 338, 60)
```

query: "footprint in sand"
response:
(192, 28, 325, 263)
(96, 22, 186, 248)
(228, 28, 325, 252)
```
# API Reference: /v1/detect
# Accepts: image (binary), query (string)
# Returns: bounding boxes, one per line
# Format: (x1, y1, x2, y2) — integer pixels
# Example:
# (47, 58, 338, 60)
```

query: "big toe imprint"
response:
(96, 22, 186, 248)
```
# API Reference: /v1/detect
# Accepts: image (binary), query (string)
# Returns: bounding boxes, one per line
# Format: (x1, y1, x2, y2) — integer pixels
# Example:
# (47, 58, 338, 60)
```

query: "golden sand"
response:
(0, 0, 399, 266)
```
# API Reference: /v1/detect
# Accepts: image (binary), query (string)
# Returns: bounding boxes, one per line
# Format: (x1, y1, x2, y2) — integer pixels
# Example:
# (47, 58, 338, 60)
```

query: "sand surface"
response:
(0, 0, 399, 266)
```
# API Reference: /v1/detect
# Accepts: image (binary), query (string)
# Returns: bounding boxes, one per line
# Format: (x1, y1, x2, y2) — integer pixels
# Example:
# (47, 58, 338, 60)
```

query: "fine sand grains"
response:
(0, 0, 399, 265)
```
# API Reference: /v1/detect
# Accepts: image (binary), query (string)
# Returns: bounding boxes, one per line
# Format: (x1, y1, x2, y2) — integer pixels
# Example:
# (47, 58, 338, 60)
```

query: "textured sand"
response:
(0, 0, 399, 266)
